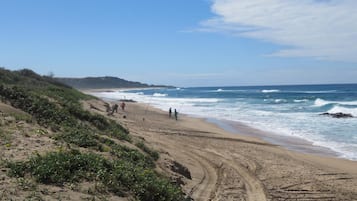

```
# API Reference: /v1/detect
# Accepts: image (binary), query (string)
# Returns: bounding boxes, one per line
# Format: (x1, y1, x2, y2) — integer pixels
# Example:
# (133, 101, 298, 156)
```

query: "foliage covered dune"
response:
(0, 68, 188, 201)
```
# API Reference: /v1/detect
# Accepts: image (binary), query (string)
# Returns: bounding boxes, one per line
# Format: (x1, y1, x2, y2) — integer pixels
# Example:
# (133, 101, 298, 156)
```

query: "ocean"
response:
(91, 84, 357, 160)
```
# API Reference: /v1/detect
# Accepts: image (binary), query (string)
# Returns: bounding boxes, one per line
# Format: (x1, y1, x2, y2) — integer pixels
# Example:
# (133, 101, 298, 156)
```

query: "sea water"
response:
(91, 84, 357, 160)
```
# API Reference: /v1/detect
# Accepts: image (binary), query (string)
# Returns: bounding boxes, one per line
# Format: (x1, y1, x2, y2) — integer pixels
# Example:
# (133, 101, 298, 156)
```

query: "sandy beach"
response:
(84, 98, 357, 201)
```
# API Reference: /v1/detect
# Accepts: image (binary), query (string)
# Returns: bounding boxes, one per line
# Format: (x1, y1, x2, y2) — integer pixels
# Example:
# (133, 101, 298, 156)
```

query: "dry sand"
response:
(91, 99, 357, 201)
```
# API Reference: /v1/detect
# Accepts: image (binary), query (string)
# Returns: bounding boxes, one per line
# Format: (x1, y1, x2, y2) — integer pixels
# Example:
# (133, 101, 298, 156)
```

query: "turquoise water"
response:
(92, 84, 357, 160)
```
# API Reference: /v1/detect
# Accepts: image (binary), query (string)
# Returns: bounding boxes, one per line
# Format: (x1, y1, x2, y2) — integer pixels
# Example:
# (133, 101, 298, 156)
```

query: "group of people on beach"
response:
(169, 107, 178, 120)
(105, 101, 179, 122)
(105, 101, 126, 115)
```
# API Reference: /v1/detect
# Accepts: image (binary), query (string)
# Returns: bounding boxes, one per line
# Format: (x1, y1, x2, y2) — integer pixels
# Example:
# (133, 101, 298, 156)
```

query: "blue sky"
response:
(1, 0, 357, 87)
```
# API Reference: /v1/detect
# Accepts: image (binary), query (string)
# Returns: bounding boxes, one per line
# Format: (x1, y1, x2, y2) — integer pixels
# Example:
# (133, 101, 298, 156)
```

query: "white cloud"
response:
(203, 0, 357, 62)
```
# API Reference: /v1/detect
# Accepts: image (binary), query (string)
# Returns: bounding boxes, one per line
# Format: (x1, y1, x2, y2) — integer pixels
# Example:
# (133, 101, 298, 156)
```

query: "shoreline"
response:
(205, 118, 341, 158)
(123, 101, 357, 172)
(84, 94, 357, 200)
(86, 89, 353, 161)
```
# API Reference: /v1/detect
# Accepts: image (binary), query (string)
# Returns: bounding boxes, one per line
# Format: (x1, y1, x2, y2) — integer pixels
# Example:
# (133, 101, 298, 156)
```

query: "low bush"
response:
(7, 150, 186, 201)
(55, 126, 99, 148)
(136, 141, 160, 161)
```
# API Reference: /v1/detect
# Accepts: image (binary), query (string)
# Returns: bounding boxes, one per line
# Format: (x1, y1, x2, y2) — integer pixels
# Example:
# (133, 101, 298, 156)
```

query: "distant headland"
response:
(55, 76, 171, 89)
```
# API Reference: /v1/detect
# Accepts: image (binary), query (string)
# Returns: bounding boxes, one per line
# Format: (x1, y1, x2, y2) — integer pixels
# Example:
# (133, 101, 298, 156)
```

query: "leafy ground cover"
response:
(0, 68, 187, 200)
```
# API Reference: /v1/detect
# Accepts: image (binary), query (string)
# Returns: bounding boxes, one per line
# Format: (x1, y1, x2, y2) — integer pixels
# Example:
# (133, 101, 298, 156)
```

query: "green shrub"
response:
(55, 127, 99, 148)
(110, 161, 185, 201)
(6, 161, 27, 177)
(111, 145, 155, 169)
(7, 150, 111, 184)
(6, 150, 186, 201)
(136, 141, 159, 161)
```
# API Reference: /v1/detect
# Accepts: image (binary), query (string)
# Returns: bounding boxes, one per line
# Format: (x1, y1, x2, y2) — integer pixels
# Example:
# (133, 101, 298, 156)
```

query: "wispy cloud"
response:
(202, 0, 357, 62)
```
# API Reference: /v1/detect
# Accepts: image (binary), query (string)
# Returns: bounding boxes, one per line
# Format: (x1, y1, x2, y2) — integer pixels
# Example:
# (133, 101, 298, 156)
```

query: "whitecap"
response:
(327, 106, 357, 116)
(153, 93, 168, 97)
(314, 98, 357, 107)
(294, 99, 308, 103)
(274, 99, 287, 103)
(262, 89, 280, 93)
(296, 90, 337, 94)
(314, 98, 331, 107)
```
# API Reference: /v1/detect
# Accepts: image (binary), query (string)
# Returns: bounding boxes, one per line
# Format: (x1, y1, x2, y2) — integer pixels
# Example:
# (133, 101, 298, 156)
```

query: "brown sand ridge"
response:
(84, 99, 357, 201)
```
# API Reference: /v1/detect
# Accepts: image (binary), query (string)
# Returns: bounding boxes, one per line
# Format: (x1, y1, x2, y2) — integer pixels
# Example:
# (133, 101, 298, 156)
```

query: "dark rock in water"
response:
(320, 112, 353, 118)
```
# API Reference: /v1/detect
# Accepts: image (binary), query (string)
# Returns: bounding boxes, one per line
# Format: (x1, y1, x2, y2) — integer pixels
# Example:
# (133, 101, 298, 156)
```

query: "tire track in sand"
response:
(131, 124, 267, 201)
(200, 149, 267, 201)
(186, 152, 218, 201)
(134, 130, 219, 201)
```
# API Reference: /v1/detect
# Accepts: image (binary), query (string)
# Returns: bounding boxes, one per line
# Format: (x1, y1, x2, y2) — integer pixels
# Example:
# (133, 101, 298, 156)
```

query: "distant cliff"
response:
(55, 76, 167, 89)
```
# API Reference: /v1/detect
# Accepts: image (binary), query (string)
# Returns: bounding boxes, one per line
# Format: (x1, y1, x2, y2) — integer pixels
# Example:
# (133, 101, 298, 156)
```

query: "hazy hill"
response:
(56, 76, 167, 89)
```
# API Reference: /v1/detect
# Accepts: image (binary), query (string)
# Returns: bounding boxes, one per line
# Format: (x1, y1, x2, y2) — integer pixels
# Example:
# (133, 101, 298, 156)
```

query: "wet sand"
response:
(206, 118, 340, 157)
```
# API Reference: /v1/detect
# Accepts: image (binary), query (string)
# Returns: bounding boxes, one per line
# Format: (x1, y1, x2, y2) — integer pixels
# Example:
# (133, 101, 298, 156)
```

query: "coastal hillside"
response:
(55, 76, 167, 89)
(0, 68, 187, 200)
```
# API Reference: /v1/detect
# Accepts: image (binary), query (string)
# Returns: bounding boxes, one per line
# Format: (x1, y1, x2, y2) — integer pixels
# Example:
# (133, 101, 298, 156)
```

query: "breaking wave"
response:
(314, 98, 357, 107)
(262, 89, 280, 93)
(327, 106, 357, 116)
(153, 93, 168, 97)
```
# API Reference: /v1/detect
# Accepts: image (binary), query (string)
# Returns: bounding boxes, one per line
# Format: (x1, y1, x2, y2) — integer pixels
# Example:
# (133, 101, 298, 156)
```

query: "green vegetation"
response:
(7, 150, 185, 201)
(136, 141, 160, 161)
(0, 128, 11, 146)
(0, 68, 187, 200)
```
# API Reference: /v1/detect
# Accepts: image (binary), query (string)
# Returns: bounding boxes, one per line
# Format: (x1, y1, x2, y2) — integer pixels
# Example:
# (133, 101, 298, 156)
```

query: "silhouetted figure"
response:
(169, 107, 172, 118)
(120, 102, 126, 110)
(174, 109, 178, 121)
(112, 104, 118, 113)
(104, 103, 111, 112)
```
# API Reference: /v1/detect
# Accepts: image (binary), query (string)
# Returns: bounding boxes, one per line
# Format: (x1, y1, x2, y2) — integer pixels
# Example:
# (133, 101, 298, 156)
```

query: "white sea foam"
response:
(263, 99, 288, 104)
(274, 99, 287, 103)
(206, 89, 249, 93)
(297, 90, 337, 94)
(153, 93, 168, 97)
(314, 98, 357, 107)
(314, 98, 330, 107)
(327, 106, 357, 116)
(312, 141, 357, 160)
(294, 99, 308, 103)
(262, 89, 280, 93)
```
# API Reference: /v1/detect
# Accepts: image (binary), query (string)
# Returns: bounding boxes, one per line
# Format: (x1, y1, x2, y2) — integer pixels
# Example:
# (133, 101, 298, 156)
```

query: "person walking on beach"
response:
(169, 107, 172, 118)
(120, 102, 126, 111)
(174, 109, 178, 121)
(111, 104, 118, 114)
